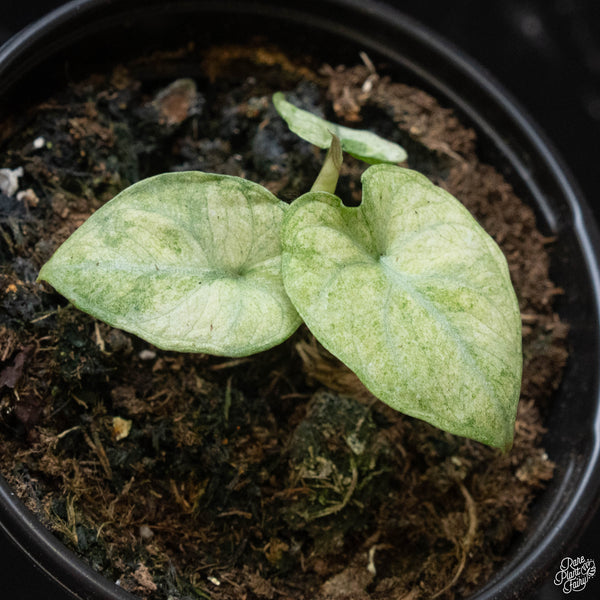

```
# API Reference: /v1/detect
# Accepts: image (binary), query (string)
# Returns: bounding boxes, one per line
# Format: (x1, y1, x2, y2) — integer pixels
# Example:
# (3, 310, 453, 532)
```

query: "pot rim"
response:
(1, 1, 600, 599)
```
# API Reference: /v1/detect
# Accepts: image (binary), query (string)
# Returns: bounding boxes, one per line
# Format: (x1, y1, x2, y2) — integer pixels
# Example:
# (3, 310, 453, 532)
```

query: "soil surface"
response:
(0, 43, 568, 599)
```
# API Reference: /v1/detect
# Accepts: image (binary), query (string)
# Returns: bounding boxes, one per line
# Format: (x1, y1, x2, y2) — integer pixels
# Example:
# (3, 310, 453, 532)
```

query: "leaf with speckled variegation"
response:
(281, 164, 522, 449)
(273, 92, 407, 165)
(39, 172, 301, 356)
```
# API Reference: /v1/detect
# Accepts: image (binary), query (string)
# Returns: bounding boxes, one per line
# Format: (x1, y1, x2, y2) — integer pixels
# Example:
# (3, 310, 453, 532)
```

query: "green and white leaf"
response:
(39, 172, 301, 356)
(281, 164, 522, 449)
(273, 92, 407, 164)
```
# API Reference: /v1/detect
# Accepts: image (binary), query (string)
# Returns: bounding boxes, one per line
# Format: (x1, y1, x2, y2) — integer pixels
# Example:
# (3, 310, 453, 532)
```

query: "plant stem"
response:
(311, 133, 343, 194)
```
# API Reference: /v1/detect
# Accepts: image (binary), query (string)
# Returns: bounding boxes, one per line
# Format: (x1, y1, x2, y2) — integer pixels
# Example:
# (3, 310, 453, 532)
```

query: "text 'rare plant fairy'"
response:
(39, 92, 522, 450)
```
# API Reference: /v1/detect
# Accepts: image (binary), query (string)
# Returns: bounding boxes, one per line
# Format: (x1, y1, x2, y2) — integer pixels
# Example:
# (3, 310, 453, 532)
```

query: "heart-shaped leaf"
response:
(273, 92, 407, 164)
(281, 164, 522, 449)
(39, 172, 301, 356)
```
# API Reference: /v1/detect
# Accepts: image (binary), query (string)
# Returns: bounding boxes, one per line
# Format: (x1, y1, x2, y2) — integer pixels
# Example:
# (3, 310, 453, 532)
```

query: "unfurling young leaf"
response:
(272, 92, 407, 165)
(281, 164, 522, 449)
(39, 172, 301, 356)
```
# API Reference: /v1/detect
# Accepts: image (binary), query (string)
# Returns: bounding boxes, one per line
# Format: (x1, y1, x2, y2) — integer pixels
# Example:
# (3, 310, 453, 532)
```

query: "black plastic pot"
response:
(1, 1, 600, 599)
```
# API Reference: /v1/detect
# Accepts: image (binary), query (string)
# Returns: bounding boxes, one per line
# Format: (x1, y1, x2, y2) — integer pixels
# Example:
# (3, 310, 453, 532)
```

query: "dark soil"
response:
(0, 43, 568, 599)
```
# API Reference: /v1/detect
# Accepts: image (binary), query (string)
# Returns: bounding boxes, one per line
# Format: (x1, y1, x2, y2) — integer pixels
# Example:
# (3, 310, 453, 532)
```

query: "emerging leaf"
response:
(39, 172, 301, 356)
(273, 92, 407, 164)
(281, 164, 522, 449)
(311, 134, 343, 194)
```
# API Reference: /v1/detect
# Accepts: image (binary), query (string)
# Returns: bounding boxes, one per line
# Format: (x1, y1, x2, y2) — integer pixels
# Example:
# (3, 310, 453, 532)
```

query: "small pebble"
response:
(138, 349, 156, 361)
(139, 525, 154, 541)
(111, 416, 132, 441)
(16, 188, 40, 207)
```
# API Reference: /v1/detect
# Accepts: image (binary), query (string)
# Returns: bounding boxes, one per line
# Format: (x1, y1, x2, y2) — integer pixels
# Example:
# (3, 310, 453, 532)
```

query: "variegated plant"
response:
(39, 92, 521, 449)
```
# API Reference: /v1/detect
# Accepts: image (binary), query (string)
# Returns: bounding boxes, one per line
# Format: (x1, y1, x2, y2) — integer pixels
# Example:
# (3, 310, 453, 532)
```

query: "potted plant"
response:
(1, 1, 600, 599)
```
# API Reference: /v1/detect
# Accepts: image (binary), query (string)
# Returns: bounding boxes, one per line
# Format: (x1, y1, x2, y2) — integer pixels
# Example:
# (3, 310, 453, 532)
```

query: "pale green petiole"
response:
(310, 134, 343, 194)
